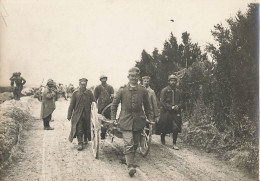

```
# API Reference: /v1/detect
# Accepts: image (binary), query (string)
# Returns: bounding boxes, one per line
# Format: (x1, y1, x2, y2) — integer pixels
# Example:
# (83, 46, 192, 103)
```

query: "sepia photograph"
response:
(0, 0, 259, 180)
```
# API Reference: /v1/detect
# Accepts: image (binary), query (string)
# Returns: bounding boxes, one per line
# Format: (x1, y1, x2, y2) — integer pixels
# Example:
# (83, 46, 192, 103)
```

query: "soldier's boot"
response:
(83, 134, 88, 145)
(125, 153, 136, 177)
(77, 135, 83, 151)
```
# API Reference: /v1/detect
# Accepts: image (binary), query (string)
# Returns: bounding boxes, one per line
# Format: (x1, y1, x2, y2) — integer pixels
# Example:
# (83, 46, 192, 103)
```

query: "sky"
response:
(0, 0, 256, 88)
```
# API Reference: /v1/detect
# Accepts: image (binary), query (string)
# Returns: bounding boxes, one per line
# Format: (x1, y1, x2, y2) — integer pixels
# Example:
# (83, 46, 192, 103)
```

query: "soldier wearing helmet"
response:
(156, 74, 183, 150)
(94, 74, 114, 139)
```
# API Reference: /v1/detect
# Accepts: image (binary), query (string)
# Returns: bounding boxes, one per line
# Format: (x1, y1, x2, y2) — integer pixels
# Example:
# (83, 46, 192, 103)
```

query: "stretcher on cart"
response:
(90, 102, 153, 159)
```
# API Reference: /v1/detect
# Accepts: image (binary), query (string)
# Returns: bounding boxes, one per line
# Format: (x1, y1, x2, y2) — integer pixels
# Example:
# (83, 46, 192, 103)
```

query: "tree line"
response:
(135, 4, 258, 168)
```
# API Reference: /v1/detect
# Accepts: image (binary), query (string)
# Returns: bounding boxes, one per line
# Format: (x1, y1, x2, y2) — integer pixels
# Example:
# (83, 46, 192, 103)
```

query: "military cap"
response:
(100, 75, 107, 80)
(142, 76, 151, 80)
(168, 74, 178, 81)
(79, 78, 88, 84)
(128, 67, 140, 75)
(47, 79, 54, 85)
(13, 72, 19, 76)
(17, 72, 21, 75)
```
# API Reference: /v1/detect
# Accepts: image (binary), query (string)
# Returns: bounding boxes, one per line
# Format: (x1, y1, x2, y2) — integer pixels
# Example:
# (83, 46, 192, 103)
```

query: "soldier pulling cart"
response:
(90, 102, 153, 159)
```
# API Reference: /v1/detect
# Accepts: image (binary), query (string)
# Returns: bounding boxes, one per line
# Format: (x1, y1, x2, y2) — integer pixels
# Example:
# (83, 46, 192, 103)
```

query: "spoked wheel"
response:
(91, 102, 100, 159)
(91, 120, 99, 159)
(139, 124, 152, 157)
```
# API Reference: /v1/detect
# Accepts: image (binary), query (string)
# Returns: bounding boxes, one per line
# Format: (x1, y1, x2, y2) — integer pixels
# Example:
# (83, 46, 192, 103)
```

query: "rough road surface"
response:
(0, 98, 256, 181)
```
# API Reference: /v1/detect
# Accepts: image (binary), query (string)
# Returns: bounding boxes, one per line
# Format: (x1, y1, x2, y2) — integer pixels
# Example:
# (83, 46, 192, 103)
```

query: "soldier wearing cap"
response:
(40, 79, 57, 130)
(142, 76, 159, 123)
(111, 67, 153, 177)
(67, 78, 96, 151)
(10, 72, 26, 100)
(94, 75, 114, 139)
(157, 74, 183, 150)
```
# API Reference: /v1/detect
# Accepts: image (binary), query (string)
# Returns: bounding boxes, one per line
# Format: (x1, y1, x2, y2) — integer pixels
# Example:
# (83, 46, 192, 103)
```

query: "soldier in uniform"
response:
(67, 78, 96, 151)
(40, 79, 57, 130)
(94, 75, 114, 139)
(10, 72, 26, 100)
(111, 67, 152, 177)
(157, 74, 183, 150)
(142, 76, 159, 123)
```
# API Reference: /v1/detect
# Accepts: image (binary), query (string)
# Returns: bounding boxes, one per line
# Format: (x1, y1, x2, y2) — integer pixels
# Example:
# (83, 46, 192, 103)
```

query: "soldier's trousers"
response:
(13, 88, 21, 100)
(122, 130, 142, 167)
(43, 114, 52, 128)
(76, 115, 91, 144)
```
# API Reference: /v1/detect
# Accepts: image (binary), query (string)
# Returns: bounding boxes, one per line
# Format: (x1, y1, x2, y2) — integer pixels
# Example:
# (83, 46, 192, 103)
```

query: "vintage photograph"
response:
(0, 0, 259, 180)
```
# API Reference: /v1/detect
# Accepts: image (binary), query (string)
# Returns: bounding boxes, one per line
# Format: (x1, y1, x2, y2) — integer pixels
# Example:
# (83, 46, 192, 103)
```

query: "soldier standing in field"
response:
(111, 67, 152, 177)
(10, 72, 26, 100)
(67, 78, 96, 151)
(40, 79, 57, 130)
(157, 74, 183, 150)
(94, 75, 114, 139)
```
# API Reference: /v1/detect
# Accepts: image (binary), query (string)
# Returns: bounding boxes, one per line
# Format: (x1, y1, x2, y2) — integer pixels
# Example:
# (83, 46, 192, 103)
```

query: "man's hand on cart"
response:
(111, 119, 118, 126)
(146, 119, 155, 125)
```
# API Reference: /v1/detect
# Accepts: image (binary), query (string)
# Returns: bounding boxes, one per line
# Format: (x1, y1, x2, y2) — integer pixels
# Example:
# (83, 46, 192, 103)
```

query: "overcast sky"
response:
(0, 0, 255, 88)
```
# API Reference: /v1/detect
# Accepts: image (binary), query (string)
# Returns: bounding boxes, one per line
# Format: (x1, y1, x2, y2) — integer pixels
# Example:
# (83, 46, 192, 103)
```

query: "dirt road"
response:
(0, 98, 256, 181)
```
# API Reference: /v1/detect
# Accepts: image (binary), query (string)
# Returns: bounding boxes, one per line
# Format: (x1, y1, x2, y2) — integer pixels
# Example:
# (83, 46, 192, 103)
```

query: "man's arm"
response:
(110, 86, 115, 99)
(143, 89, 153, 122)
(21, 77, 26, 85)
(111, 88, 122, 120)
(90, 91, 96, 103)
(94, 86, 100, 101)
(67, 93, 76, 120)
(151, 90, 159, 118)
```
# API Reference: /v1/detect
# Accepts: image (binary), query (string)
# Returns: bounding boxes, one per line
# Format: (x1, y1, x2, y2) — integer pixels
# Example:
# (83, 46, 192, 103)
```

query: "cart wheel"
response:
(91, 120, 99, 159)
(139, 124, 152, 157)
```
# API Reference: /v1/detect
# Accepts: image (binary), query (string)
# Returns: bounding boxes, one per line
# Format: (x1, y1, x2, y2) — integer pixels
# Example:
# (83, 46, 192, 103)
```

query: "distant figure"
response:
(9, 72, 26, 100)
(66, 83, 75, 98)
(157, 75, 183, 150)
(40, 79, 57, 130)
(111, 67, 153, 177)
(67, 78, 96, 151)
(94, 75, 114, 139)
(57, 83, 67, 100)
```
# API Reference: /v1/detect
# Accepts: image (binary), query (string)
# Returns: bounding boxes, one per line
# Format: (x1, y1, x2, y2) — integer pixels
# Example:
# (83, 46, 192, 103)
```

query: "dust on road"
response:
(0, 98, 255, 181)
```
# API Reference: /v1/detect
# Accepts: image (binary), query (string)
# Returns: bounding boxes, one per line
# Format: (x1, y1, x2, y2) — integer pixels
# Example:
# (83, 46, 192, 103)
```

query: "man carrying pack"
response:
(10, 72, 26, 100)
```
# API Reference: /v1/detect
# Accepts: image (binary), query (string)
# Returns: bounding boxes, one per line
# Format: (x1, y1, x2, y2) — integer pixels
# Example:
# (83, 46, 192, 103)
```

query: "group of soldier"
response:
(11, 67, 182, 177)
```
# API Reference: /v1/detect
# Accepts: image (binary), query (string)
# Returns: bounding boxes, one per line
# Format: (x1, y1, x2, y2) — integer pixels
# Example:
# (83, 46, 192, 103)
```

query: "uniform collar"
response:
(128, 83, 138, 91)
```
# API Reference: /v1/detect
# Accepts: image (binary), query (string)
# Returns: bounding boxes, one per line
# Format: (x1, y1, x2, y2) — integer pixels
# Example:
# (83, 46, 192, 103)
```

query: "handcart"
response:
(90, 103, 153, 159)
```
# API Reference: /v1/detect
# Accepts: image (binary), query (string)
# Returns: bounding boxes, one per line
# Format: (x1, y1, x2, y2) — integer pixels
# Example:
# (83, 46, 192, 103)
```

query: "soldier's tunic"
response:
(94, 84, 114, 116)
(111, 84, 152, 166)
(10, 76, 26, 100)
(67, 88, 95, 143)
